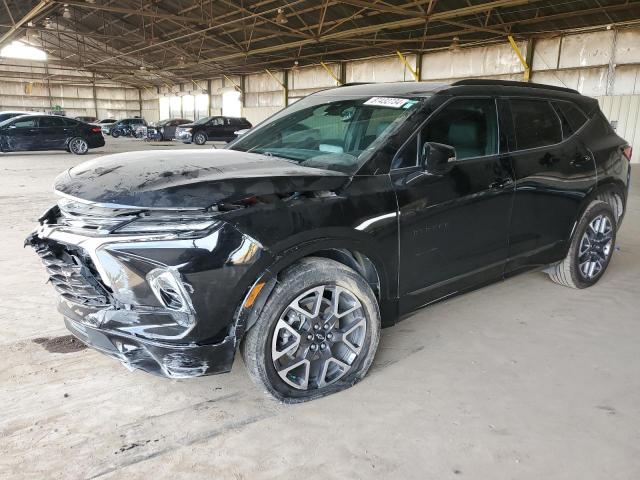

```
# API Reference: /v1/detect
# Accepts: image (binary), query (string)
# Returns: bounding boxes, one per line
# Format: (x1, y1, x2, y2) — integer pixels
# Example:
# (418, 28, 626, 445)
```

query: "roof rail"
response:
(451, 79, 579, 95)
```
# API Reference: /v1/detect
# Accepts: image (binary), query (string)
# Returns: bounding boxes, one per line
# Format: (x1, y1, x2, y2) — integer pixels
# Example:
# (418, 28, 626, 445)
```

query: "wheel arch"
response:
(233, 237, 397, 343)
(567, 180, 626, 247)
(593, 179, 627, 225)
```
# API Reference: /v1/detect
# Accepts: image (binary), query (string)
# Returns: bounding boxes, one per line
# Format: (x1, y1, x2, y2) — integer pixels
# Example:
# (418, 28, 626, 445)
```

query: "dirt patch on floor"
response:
(32, 335, 87, 354)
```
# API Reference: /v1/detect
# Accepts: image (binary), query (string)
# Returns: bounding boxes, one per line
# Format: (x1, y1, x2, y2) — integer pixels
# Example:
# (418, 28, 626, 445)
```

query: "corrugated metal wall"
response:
(0, 60, 142, 119)
(596, 95, 640, 162)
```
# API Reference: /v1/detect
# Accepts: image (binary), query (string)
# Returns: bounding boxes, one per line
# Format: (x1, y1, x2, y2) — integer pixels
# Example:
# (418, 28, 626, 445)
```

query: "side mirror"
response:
(421, 142, 456, 174)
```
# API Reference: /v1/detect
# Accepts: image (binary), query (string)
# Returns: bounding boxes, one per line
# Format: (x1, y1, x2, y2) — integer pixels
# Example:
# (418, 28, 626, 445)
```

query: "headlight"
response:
(114, 217, 218, 235)
(146, 267, 195, 327)
(181, 128, 192, 132)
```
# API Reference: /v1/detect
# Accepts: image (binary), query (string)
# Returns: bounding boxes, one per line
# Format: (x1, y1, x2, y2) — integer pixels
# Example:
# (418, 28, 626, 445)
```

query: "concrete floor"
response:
(1, 138, 639, 479)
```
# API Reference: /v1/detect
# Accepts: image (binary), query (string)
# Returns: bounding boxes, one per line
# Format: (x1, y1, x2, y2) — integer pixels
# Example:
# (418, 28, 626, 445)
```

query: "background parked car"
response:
(0, 111, 37, 123)
(134, 124, 147, 139)
(74, 116, 97, 123)
(0, 114, 104, 154)
(110, 117, 147, 138)
(147, 118, 191, 141)
(92, 119, 117, 135)
(175, 116, 252, 144)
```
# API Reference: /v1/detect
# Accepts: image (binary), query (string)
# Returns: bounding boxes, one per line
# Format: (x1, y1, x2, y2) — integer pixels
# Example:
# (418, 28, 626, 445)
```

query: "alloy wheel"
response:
(70, 138, 88, 154)
(271, 285, 367, 390)
(578, 214, 613, 279)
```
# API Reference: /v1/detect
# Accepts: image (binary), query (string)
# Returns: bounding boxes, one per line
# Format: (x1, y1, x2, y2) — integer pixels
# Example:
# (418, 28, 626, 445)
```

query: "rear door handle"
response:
(489, 178, 510, 190)
(571, 154, 592, 166)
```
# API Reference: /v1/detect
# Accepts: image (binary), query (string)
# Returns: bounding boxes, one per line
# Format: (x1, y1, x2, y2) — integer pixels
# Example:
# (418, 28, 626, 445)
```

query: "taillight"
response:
(90, 126, 102, 133)
(622, 145, 632, 161)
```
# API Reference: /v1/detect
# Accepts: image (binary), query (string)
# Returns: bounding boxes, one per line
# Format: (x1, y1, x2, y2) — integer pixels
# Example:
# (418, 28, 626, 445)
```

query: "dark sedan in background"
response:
(0, 114, 104, 154)
(175, 116, 252, 144)
(147, 118, 191, 141)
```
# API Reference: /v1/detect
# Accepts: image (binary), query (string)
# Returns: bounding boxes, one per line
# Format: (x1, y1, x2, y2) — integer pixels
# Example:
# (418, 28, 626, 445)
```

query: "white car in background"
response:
(91, 118, 117, 135)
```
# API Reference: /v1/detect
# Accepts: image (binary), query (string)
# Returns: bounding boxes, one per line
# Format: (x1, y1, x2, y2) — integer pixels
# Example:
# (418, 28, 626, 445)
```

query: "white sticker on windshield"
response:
(364, 97, 409, 108)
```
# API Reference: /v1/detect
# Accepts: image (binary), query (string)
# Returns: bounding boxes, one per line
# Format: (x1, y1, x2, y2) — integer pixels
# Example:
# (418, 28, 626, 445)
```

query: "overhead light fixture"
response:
(275, 8, 288, 24)
(292, 60, 299, 70)
(43, 18, 53, 30)
(62, 5, 72, 19)
(85, 0, 96, 4)
(1, 41, 47, 61)
(449, 36, 461, 52)
(178, 56, 186, 68)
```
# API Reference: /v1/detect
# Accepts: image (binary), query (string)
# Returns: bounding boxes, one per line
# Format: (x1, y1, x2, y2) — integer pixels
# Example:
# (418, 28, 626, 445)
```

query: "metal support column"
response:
(92, 73, 98, 118)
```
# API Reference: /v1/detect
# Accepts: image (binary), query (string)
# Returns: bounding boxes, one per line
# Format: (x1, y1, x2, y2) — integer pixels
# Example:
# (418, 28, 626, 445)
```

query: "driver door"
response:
(206, 117, 224, 140)
(391, 97, 515, 312)
(3, 117, 38, 151)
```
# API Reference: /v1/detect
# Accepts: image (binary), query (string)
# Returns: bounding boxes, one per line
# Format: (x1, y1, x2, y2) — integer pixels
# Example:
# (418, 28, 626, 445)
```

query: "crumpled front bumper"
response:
(26, 219, 261, 378)
(175, 130, 192, 142)
(63, 315, 235, 378)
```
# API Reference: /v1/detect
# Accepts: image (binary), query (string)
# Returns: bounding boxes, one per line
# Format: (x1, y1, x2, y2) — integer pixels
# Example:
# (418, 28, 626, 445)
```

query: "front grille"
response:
(34, 242, 110, 307)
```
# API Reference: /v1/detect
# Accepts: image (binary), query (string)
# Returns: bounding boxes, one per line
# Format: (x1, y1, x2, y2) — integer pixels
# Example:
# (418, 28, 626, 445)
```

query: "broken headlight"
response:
(114, 217, 218, 235)
(146, 267, 195, 327)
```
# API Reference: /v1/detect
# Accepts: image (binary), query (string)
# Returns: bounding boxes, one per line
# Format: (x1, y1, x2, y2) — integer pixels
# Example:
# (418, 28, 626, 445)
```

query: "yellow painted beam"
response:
(320, 62, 342, 85)
(142, 85, 155, 96)
(508, 35, 530, 82)
(265, 68, 286, 89)
(396, 50, 420, 81)
(223, 74, 241, 90)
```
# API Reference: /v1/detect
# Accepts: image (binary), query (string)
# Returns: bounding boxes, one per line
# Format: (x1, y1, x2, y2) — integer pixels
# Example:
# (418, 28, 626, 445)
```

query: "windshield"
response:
(0, 113, 25, 124)
(194, 116, 213, 125)
(229, 94, 419, 174)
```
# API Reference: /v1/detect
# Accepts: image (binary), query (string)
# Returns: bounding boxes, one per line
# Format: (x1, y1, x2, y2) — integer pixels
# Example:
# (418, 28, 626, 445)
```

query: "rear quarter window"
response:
(510, 99, 562, 150)
(553, 101, 588, 138)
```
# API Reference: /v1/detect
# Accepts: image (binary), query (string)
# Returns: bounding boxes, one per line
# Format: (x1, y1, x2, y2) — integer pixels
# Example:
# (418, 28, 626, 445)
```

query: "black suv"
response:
(1, 114, 104, 154)
(27, 80, 631, 402)
(175, 115, 252, 144)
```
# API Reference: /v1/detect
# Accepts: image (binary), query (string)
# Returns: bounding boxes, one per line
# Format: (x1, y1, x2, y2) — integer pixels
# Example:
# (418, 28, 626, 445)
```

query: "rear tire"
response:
(193, 132, 207, 145)
(68, 137, 89, 155)
(242, 257, 381, 403)
(547, 201, 616, 288)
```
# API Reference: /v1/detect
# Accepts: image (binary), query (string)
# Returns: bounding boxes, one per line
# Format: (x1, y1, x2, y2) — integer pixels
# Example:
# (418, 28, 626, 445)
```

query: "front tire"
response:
(68, 137, 89, 155)
(111, 129, 120, 138)
(193, 132, 207, 145)
(242, 257, 381, 403)
(547, 200, 616, 288)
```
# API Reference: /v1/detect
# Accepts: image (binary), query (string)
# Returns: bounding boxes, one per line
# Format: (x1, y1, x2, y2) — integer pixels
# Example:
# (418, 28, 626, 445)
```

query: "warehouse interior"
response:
(1, 1, 640, 478)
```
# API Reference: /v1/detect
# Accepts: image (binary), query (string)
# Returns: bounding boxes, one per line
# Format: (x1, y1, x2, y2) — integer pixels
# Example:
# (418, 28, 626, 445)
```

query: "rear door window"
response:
(39, 116, 66, 127)
(509, 99, 562, 150)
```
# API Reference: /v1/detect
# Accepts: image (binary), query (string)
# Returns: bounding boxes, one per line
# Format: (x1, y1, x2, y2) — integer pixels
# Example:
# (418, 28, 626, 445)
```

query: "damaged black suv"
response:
(28, 80, 631, 402)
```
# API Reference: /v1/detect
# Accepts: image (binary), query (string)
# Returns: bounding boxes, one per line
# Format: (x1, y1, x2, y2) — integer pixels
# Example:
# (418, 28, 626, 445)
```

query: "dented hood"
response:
(54, 149, 349, 209)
